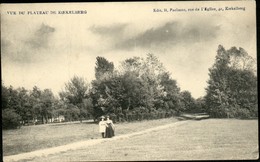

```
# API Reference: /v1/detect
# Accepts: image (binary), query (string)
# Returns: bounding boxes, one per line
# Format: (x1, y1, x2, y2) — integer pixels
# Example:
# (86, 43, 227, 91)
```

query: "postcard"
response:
(1, 1, 258, 161)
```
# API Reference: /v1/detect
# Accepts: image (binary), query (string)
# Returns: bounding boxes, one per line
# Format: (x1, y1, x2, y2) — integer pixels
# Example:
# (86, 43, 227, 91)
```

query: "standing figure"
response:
(99, 116, 107, 138)
(105, 116, 115, 138)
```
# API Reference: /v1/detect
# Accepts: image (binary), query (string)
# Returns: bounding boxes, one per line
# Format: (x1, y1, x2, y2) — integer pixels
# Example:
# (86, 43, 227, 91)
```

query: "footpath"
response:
(3, 120, 188, 162)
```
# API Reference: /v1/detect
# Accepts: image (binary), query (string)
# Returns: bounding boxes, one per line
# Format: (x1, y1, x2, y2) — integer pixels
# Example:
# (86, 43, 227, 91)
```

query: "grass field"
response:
(3, 118, 258, 161)
(27, 118, 258, 161)
(2, 117, 180, 156)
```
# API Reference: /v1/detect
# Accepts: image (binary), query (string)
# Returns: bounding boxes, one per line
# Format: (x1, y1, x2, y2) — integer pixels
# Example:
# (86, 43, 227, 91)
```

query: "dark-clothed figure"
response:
(105, 116, 115, 138)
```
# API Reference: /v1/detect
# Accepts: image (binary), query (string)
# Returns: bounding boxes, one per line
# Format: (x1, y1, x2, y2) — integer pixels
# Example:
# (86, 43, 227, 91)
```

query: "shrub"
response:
(235, 108, 251, 119)
(2, 109, 22, 129)
(250, 104, 258, 117)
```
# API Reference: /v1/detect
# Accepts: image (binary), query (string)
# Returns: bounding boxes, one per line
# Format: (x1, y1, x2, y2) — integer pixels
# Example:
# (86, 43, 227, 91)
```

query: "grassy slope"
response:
(29, 119, 258, 161)
(3, 117, 179, 156)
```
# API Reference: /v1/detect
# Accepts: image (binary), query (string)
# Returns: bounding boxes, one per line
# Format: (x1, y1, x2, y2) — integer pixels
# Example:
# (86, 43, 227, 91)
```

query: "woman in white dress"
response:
(99, 116, 107, 138)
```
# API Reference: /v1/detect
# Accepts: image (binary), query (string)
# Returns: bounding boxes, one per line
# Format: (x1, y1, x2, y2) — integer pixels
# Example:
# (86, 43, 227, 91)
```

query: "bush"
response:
(2, 109, 22, 129)
(235, 108, 251, 119)
(208, 105, 227, 118)
(250, 104, 258, 117)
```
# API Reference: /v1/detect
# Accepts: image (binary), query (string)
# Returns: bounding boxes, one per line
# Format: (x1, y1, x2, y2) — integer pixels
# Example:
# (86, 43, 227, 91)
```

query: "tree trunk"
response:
(42, 116, 44, 124)
(127, 97, 131, 111)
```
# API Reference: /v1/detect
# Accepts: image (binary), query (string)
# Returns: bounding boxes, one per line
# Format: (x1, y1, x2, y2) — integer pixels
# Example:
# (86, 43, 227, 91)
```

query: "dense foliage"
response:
(205, 45, 257, 118)
(2, 109, 21, 129)
(2, 46, 257, 129)
(59, 76, 92, 121)
(90, 54, 186, 121)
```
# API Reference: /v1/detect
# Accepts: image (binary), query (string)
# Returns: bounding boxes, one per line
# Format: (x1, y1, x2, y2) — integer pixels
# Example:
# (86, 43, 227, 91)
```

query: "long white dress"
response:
(99, 120, 106, 133)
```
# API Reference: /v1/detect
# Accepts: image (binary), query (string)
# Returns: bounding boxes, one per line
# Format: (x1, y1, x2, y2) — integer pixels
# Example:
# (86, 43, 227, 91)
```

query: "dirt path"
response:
(3, 120, 188, 162)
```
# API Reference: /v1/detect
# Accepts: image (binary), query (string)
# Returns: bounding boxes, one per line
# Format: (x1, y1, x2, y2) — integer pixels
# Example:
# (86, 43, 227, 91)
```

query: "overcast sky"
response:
(1, 1, 256, 99)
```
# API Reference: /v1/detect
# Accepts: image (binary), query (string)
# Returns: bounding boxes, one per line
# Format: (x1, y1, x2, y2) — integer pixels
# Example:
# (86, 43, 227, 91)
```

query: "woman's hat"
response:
(100, 116, 105, 119)
(106, 115, 110, 118)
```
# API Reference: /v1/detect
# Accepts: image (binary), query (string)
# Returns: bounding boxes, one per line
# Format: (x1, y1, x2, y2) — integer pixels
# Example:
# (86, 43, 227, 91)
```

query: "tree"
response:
(52, 99, 66, 121)
(226, 69, 257, 117)
(194, 97, 206, 113)
(91, 57, 117, 120)
(91, 54, 185, 121)
(83, 98, 94, 119)
(28, 87, 55, 124)
(16, 87, 32, 123)
(228, 47, 256, 73)
(29, 86, 43, 124)
(59, 76, 91, 121)
(90, 74, 124, 119)
(205, 45, 231, 117)
(123, 54, 169, 111)
(40, 89, 55, 123)
(60, 76, 88, 105)
(121, 71, 147, 110)
(158, 72, 182, 113)
(119, 57, 142, 75)
(1, 84, 9, 110)
(5, 86, 20, 113)
(2, 109, 21, 129)
(95, 56, 114, 80)
(180, 91, 196, 112)
(205, 45, 257, 118)
(2, 84, 22, 129)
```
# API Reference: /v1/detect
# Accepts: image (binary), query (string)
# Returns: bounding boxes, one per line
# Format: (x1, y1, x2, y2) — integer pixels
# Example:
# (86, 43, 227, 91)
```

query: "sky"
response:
(1, 1, 256, 99)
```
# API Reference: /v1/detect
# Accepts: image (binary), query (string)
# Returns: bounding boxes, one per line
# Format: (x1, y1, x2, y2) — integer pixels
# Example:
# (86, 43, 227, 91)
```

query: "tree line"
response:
(2, 45, 257, 129)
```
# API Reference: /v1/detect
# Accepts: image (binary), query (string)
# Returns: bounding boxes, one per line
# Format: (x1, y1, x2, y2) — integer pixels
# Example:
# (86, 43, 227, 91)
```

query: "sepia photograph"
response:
(1, 1, 258, 161)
